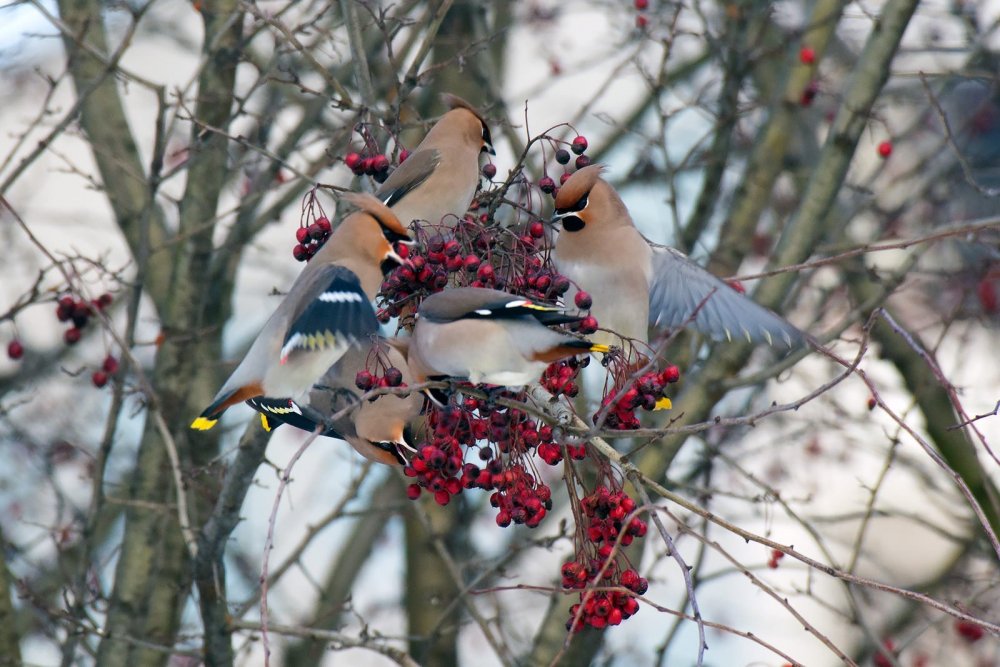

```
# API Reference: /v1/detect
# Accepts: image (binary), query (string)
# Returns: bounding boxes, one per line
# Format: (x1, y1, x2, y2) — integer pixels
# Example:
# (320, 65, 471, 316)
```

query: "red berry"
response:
(91, 370, 108, 388)
(528, 221, 545, 238)
(877, 141, 892, 158)
(7, 340, 24, 360)
(634, 0, 648, 8)
(867, 395, 877, 411)
(482, 163, 497, 179)
(406, 484, 421, 500)
(463, 254, 481, 272)
(373, 154, 390, 172)
(635, 14, 648, 28)
(571, 136, 588, 155)
(539, 176, 556, 194)
(308, 223, 324, 240)
(315, 216, 331, 233)
(575, 155, 591, 169)
(578, 316, 598, 334)
(292, 244, 309, 262)
(726, 279, 745, 294)
(96, 293, 113, 309)
(555, 149, 571, 165)
(477, 264, 495, 282)
(662, 365, 680, 383)
(102, 355, 119, 374)
(799, 46, 815, 64)
(64, 328, 82, 345)
(443, 239, 461, 257)
(295, 227, 309, 243)
(384, 367, 403, 387)
(399, 148, 410, 163)
(344, 152, 362, 170)
(954, 619, 984, 643)
(978, 278, 998, 313)
(355, 370, 374, 391)
(574, 291, 592, 309)
(560, 172, 572, 185)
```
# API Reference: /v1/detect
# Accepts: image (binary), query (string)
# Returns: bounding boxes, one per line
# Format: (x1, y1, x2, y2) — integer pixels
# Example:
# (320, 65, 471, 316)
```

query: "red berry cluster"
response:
(581, 486, 648, 547)
(344, 152, 391, 182)
(354, 365, 404, 393)
(55, 293, 112, 345)
(488, 461, 551, 528)
(540, 356, 588, 398)
(92, 354, 119, 388)
(539, 135, 591, 198)
(536, 439, 586, 466)
(380, 214, 575, 321)
(292, 216, 332, 262)
(561, 486, 648, 630)
(403, 399, 560, 530)
(595, 365, 680, 430)
(767, 548, 785, 569)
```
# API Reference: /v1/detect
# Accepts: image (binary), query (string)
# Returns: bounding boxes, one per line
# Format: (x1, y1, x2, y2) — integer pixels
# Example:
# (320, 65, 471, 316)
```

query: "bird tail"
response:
(191, 396, 230, 430)
(589, 343, 611, 354)
(190, 383, 264, 431)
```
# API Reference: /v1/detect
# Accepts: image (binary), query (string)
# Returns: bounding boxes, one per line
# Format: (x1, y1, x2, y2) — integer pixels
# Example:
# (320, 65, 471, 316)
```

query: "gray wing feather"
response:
(648, 246, 802, 347)
(375, 149, 442, 208)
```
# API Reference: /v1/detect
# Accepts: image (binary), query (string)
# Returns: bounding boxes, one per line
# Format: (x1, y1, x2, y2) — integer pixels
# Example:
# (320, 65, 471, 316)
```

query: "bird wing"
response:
(246, 396, 346, 439)
(375, 149, 442, 209)
(279, 266, 379, 362)
(647, 246, 803, 347)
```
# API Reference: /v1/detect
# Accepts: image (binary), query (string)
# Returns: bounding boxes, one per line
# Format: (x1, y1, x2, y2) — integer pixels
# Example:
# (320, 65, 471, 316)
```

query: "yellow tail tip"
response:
(190, 416, 218, 431)
(654, 397, 672, 411)
(590, 343, 611, 353)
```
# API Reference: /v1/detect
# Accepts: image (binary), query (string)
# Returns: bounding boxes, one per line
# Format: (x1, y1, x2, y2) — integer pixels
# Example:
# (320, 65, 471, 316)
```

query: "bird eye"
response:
(554, 192, 590, 217)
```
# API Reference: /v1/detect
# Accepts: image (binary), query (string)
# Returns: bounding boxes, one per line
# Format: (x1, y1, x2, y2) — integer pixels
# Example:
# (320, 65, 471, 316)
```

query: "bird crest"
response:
(554, 164, 605, 212)
(340, 191, 412, 241)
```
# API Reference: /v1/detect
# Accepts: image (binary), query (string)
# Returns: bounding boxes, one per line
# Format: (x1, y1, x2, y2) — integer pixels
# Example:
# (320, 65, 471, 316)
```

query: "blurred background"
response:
(0, 0, 998, 665)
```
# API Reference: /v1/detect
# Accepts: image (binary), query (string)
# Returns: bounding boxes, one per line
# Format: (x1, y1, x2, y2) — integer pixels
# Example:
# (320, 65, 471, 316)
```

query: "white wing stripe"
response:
(319, 291, 365, 303)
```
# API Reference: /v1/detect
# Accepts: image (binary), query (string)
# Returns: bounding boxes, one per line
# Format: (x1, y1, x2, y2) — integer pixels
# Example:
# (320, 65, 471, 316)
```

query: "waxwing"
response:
(247, 338, 423, 466)
(408, 287, 609, 389)
(550, 165, 803, 355)
(191, 193, 411, 430)
(376, 95, 495, 230)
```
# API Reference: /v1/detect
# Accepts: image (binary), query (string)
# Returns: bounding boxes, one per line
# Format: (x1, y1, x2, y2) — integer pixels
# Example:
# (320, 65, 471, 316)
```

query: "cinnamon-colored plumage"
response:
(376, 95, 495, 230)
(191, 193, 411, 431)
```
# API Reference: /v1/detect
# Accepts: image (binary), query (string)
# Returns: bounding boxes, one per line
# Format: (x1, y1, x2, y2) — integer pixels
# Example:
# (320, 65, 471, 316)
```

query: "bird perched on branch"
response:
(191, 193, 412, 431)
(407, 287, 609, 393)
(550, 165, 803, 356)
(246, 338, 423, 466)
(377, 95, 495, 230)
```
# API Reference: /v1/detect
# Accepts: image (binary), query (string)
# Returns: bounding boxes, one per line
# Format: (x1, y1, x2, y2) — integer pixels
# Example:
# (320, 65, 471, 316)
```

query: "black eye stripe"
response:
(562, 215, 585, 232)
(555, 192, 589, 216)
(481, 123, 493, 147)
